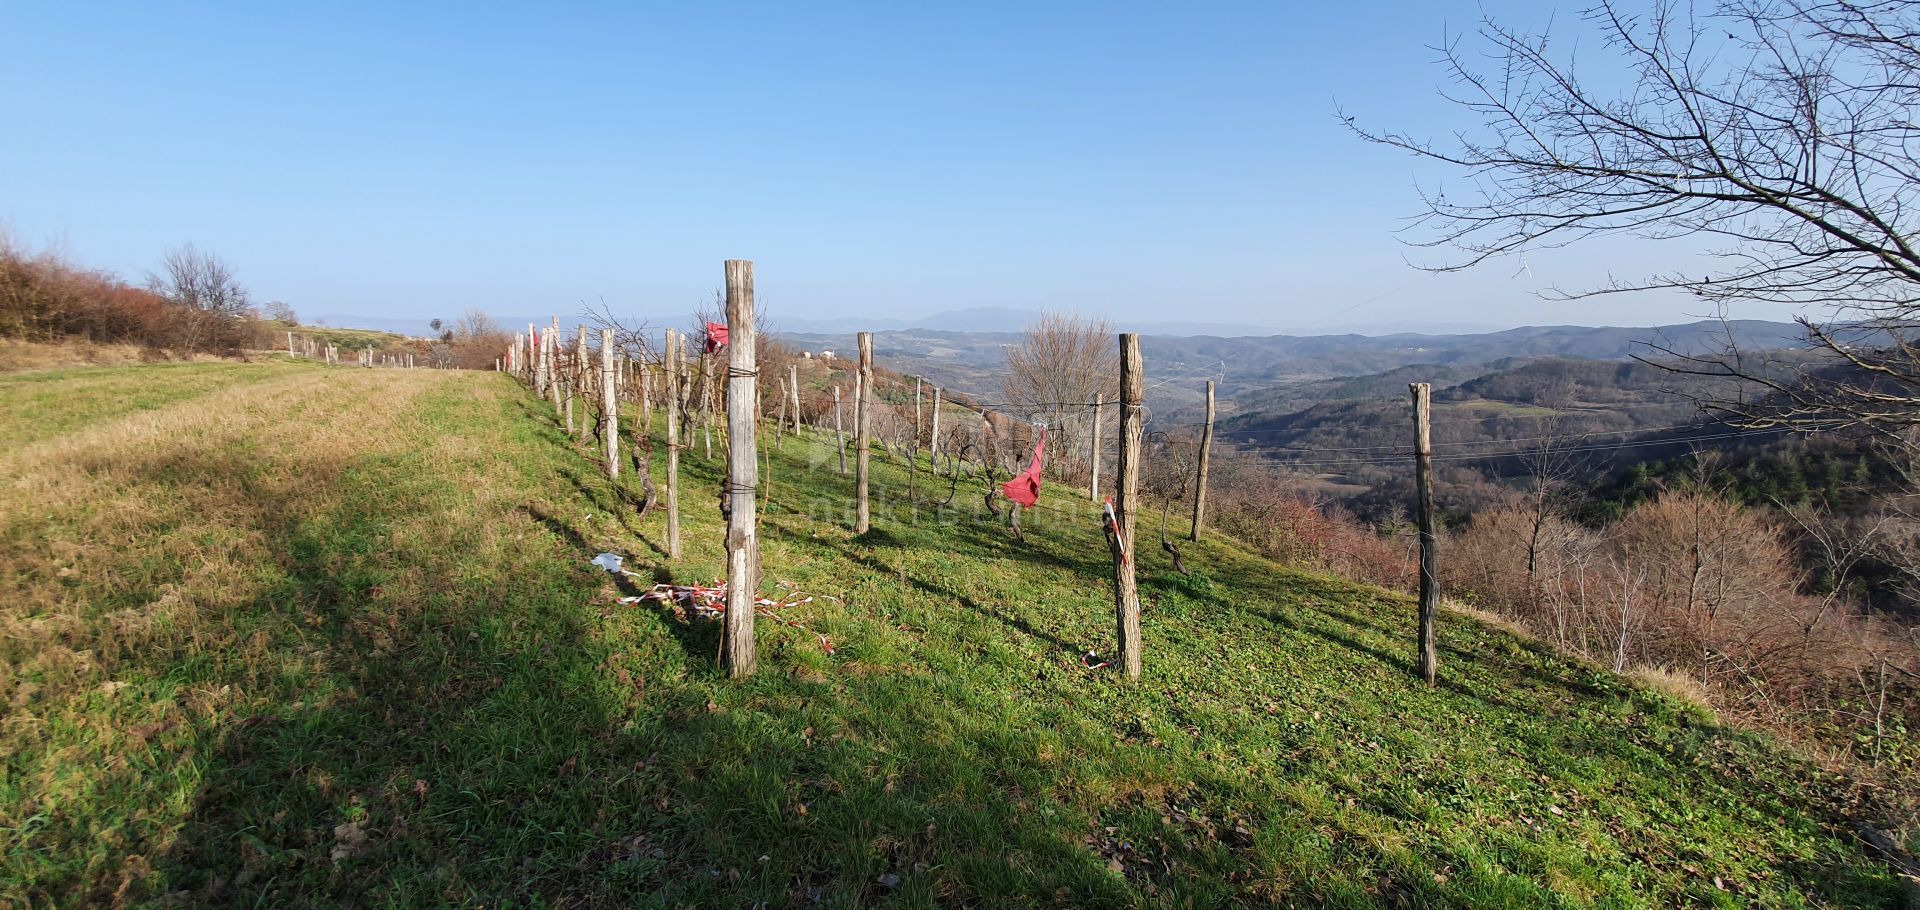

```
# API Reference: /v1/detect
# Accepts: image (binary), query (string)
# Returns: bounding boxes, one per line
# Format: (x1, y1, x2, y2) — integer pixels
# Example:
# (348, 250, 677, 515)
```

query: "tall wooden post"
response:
(532, 325, 545, 395)
(721, 260, 759, 678)
(666, 328, 682, 560)
(601, 328, 618, 478)
(914, 378, 923, 442)
(562, 327, 578, 436)
(833, 385, 847, 474)
(789, 364, 801, 437)
(1191, 380, 1215, 541)
(775, 377, 787, 447)
(575, 326, 592, 441)
(1411, 382, 1440, 686)
(641, 362, 654, 435)
(930, 387, 942, 465)
(1090, 393, 1103, 502)
(702, 357, 715, 459)
(549, 318, 564, 411)
(854, 332, 874, 534)
(1111, 334, 1145, 679)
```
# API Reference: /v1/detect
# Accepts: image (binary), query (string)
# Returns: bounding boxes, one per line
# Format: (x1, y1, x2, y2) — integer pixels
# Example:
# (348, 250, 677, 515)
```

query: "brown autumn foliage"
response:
(1, 238, 260, 354)
(1447, 489, 1917, 763)
(1208, 461, 1415, 591)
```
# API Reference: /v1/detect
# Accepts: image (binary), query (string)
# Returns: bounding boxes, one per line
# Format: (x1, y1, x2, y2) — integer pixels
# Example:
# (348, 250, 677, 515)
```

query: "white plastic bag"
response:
(590, 552, 625, 574)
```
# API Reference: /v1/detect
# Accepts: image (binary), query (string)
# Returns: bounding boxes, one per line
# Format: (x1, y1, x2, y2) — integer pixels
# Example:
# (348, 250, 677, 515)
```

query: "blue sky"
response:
(1, 2, 1778, 332)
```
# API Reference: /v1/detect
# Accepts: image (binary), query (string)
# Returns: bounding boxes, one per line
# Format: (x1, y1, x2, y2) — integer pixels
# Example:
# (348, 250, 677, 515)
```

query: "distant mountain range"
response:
(307, 309, 1811, 415)
(774, 318, 1809, 411)
(308, 307, 1508, 339)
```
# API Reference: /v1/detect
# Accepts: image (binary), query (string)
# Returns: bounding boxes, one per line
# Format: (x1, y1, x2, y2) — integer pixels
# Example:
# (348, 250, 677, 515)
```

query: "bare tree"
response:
(147, 244, 250, 352)
(1349, 0, 1920, 442)
(264, 300, 298, 326)
(1001, 312, 1119, 481)
(447, 308, 511, 370)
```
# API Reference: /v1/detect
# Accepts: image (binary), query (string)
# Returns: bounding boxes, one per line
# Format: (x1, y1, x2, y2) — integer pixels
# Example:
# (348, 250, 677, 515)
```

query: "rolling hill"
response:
(1, 358, 1911, 906)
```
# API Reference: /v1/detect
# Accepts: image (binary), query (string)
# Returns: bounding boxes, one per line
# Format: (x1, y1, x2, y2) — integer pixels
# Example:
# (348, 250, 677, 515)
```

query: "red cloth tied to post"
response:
(704, 322, 729, 354)
(1000, 427, 1047, 507)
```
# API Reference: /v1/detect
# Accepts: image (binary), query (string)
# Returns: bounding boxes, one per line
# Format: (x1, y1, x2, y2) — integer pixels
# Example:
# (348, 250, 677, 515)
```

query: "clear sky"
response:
(1, 2, 1789, 332)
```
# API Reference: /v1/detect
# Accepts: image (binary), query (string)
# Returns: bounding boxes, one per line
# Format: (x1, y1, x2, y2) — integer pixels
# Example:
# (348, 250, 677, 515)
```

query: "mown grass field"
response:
(1, 360, 1909, 907)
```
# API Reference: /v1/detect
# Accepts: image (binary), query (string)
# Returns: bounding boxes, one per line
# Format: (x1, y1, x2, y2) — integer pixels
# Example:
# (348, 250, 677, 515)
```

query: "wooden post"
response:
(531, 325, 544, 395)
(702, 357, 715, 459)
(549, 318, 564, 410)
(1090, 392, 1103, 502)
(641, 361, 653, 435)
(789, 364, 801, 437)
(666, 328, 682, 560)
(698, 359, 714, 462)
(601, 328, 619, 478)
(576, 326, 592, 441)
(855, 332, 873, 534)
(1110, 333, 1145, 679)
(1191, 380, 1215, 541)
(914, 377, 923, 442)
(1411, 382, 1440, 686)
(562, 327, 577, 435)
(930, 387, 942, 465)
(721, 260, 759, 678)
(775, 377, 787, 448)
(833, 385, 847, 474)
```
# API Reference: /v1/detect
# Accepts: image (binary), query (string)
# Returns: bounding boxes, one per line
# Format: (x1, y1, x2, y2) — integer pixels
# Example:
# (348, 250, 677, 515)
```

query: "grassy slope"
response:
(0, 362, 1904, 908)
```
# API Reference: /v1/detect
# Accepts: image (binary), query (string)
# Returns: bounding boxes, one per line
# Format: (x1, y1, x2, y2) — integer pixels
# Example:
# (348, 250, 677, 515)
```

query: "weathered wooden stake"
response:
(576, 326, 592, 441)
(548, 318, 564, 410)
(1090, 392, 1103, 502)
(721, 260, 759, 678)
(789, 364, 801, 437)
(1191, 380, 1215, 541)
(1411, 382, 1440, 686)
(775, 377, 787, 448)
(601, 328, 619, 478)
(833, 385, 847, 474)
(914, 377, 923, 441)
(1110, 333, 1145, 679)
(854, 332, 873, 534)
(702, 357, 715, 459)
(666, 328, 682, 560)
(642, 361, 653, 435)
(562, 327, 577, 435)
(930, 387, 942, 465)
(532, 325, 545, 395)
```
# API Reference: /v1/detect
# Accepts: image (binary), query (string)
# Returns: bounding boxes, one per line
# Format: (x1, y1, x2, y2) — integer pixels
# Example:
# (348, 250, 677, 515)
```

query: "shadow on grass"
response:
(121, 388, 1907, 910)
(134, 395, 1142, 908)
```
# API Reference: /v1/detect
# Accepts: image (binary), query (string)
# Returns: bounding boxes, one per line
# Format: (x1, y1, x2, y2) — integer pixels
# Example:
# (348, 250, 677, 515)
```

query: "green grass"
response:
(0, 360, 301, 445)
(0, 362, 1907, 907)
(284, 324, 413, 350)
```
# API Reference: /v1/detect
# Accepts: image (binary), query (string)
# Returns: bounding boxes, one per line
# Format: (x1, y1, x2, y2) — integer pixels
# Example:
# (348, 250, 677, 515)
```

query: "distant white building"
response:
(819, 350, 836, 361)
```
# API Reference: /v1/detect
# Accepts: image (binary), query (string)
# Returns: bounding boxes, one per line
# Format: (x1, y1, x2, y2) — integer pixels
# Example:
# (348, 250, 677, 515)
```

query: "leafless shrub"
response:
(1001, 312, 1118, 483)
(146, 244, 251, 353)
